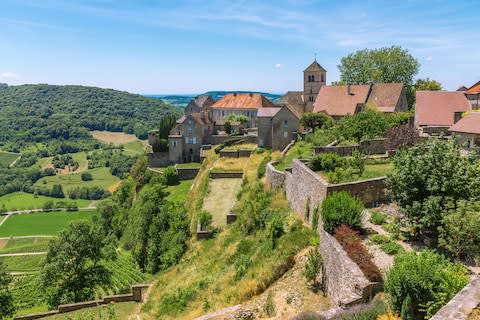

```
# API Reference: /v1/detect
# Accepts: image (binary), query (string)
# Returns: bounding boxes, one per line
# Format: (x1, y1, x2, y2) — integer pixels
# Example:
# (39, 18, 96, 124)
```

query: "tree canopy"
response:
(414, 78, 443, 91)
(300, 112, 333, 132)
(0, 261, 15, 319)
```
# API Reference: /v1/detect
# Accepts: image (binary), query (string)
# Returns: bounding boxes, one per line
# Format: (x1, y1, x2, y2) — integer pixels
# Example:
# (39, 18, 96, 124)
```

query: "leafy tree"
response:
(414, 78, 442, 91)
(321, 192, 364, 233)
(385, 250, 468, 319)
(439, 200, 480, 261)
(97, 199, 120, 236)
(50, 184, 65, 198)
(386, 139, 480, 236)
(0, 261, 15, 319)
(163, 166, 179, 186)
(268, 214, 285, 249)
(81, 172, 93, 181)
(40, 221, 117, 307)
(338, 46, 419, 109)
(300, 112, 333, 132)
(384, 124, 418, 151)
(224, 121, 232, 134)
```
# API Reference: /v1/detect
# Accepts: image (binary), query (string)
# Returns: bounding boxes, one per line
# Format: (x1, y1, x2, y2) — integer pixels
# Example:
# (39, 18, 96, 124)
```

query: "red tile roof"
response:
(258, 107, 281, 118)
(366, 83, 405, 112)
(449, 112, 480, 134)
(313, 84, 371, 116)
(466, 81, 480, 94)
(211, 93, 275, 110)
(415, 91, 471, 127)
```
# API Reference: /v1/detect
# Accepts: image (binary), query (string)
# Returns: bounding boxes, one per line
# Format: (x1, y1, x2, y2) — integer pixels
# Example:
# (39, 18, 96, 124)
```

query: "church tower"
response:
(303, 59, 326, 112)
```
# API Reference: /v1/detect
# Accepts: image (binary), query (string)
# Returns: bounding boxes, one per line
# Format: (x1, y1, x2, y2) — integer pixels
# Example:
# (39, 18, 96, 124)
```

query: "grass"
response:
(0, 237, 51, 254)
(202, 178, 242, 227)
(123, 140, 146, 156)
(0, 151, 20, 167)
(274, 142, 313, 171)
(222, 143, 258, 152)
(212, 157, 248, 172)
(175, 162, 202, 169)
(91, 131, 140, 145)
(0, 192, 91, 211)
(34, 167, 120, 192)
(165, 179, 194, 203)
(469, 308, 480, 320)
(0, 254, 45, 272)
(43, 302, 140, 319)
(0, 210, 97, 237)
(317, 162, 394, 183)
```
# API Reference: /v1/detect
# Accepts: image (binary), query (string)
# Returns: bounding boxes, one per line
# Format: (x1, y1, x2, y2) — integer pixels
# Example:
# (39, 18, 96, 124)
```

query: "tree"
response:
(439, 200, 480, 261)
(81, 172, 93, 181)
(224, 121, 232, 134)
(50, 184, 65, 198)
(321, 192, 364, 233)
(414, 78, 442, 91)
(300, 112, 333, 132)
(0, 261, 15, 319)
(97, 199, 120, 236)
(385, 250, 468, 319)
(386, 139, 480, 237)
(338, 46, 419, 109)
(157, 114, 178, 140)
(40, 221, 117, 307)
(384, 124, 418, 151)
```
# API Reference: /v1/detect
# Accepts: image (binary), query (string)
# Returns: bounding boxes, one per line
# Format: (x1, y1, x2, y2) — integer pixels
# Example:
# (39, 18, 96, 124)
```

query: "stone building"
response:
(257, 105, 300, 150)
(313, 83, 408, 119)
(449, 112, 480, 148)
(415, 91, 471, 134)
(276, 59, 327, 114)
(464, 81, 480, 109)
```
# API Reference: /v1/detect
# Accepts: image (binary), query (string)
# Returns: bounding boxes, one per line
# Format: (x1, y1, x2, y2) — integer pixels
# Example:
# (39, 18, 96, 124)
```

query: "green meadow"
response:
(0, 192, 91, 211)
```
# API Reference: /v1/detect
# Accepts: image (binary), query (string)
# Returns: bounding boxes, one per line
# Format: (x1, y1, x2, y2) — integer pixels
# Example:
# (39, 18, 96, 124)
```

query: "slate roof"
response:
(211, 93, 275, 110)
(258, 107, 281, 118)
(366, 83, 404, 112)
(304, 60, 327, 72)
(449, 112, 480, 134)
(415, 91, 471, 127)
(313, 84, 371, 116)
(276, 91, 304, 106)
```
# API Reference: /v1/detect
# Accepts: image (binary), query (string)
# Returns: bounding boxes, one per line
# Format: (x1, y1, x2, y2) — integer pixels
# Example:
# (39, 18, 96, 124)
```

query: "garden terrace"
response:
(274, 141, 313, 171)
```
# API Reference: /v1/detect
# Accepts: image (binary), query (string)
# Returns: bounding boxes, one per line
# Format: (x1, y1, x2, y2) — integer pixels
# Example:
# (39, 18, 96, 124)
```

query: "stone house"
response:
(209, 93, 276, 128)
(449, 112, 480, 148)
(464, 81, 480, 109)
(313, 83, 408, 119)
(276, 59, 327, 115)
(257, 105, 300, 150)
(415, 91, 471, 134)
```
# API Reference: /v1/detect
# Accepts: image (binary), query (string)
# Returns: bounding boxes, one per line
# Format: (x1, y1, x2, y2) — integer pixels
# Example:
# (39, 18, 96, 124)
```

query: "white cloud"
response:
(274, 63, 282, 69)
(0, 72, 20, 80)
(425, 56, 433, 61)
(337, 39, 353, 46)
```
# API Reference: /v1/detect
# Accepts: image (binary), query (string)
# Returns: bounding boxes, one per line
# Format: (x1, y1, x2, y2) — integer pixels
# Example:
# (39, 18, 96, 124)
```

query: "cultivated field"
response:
(0, 151, 20, 167)
(34, 167, 120, 192)
(202, 178, 242, 227)
(0, 210, 97, 237)
(122, 140, 147, 156)
(0, 237, 50, 254)
(91, 131, 140, 145)
(0, 192, 91, 211)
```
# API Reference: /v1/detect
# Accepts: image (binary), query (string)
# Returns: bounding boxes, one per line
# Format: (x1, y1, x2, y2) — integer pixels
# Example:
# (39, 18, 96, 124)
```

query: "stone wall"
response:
(176, 167, 200, 180)
(313, 139, 386, 156)
(431, 276, 480, 320)
(210, 135, 257, 145)
(327, 177, 388, 208)
(147, 152, 170, 167)
(266, 162, 286, 190)
(14, 284, 150, 320)
(219, 149, 253, 158)
(210, 171, 243, 179)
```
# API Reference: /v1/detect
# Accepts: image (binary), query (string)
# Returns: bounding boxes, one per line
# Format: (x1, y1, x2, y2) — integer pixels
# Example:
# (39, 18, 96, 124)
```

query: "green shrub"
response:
(368, 234, 391, 245)
(312, 206, 319, 232)
(305, 196, 311, 222)
(321, 192, 364, 233)
(331, 300, 387, 319)
(380, 242, 404, 255)
(81, 172, 93, 181)
(264, 291, 276, 317)
(163, 166, 179, 185)
(308, 153, 343, 172)
(303, 248, 322, 284)
(370, 211, 387, 225)
(269, 214, 285, 249)
(257, 155, 272, 178)
(385, 250, 469, 319)
(197, 210, 213, 229)
(326, 167, 353, 184)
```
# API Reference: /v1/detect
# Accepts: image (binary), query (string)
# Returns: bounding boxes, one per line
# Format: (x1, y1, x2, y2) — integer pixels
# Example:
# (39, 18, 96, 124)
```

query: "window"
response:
(173, 141, 177, 147)
(222, 111, 225, 117)
(188, 120, 193, 125)
(321, 73, 324, 82)
(187, 126, 192, 133)
(310, 89, 313, 94)
(284, 131, 288, 138)
(311, 75, 315, 82)
(192, 137, 196, 144)
(284, 120, 288, 128)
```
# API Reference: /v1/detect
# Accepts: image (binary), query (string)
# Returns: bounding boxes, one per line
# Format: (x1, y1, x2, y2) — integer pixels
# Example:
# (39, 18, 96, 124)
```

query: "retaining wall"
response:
(210, 135, 257, 145)
(219, 149, 253, 158)
(176, 167, 200, 180)
(147, 152, 170, 167)
(313, 139, 387, 156)
(210, 171, 243, 179)
(431, 276, 480, 320)
(266, 162, 286, 190)
(14, 284, 150, 320)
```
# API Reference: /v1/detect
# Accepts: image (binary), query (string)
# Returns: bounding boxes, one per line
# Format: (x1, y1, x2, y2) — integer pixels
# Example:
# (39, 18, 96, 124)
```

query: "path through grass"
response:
(0, 151, 20, 167)
(202, 178, 242, 227)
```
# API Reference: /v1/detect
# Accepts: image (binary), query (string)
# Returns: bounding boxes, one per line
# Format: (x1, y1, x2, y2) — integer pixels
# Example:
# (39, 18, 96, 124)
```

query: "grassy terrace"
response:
(0, 192, 91, 211)
(0, 210, 97, 237)
(274, 142, 313, 171)
(317, 160, 393, 183)
(222, 143, 258, 151)
(0, 151, 20, 167)
(165, 179, 194, 203)
(175, 162, 202, 169)
(0, 237, 51, 254)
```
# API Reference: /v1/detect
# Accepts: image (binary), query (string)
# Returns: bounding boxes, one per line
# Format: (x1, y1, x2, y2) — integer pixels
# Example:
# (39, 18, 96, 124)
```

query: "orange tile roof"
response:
(416, 91, 471, 127)
(449, 112, 480, 134)
(466, 81, 480, 94)
(211, 93, 275, 110)
(313, 84, 371, 116)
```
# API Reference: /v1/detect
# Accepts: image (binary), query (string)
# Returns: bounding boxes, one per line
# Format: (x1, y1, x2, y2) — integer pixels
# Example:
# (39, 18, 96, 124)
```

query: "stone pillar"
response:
(131, 284, 150, 302)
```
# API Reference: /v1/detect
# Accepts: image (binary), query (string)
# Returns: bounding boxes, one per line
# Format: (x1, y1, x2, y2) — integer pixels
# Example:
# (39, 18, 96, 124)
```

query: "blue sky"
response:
(0, 0, 479, 94)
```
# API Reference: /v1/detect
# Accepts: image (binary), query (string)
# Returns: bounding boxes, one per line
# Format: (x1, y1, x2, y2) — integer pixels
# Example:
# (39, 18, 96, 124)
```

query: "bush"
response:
(268, 214, 285, 249)
(380, 242, 404, 255)
(321, 192, 364, 233)
(163, 166, 179, 185)
(334, 225, 382, 282)
(81, 172, 93, 181)
(303, 248, 322, 284)
(312, 206, 319, 232)
(384, 250, 469, 319)
(370, 211, 387, 225)
(197, 210, 212, 229)
(308, 153, 343, 172)
(368, 234, 391, 245)
(264, 291, 276, 317)
(257, 155, 272, 179)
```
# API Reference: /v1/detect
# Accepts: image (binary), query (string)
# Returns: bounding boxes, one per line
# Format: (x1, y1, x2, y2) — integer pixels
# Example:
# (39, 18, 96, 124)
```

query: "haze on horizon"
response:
(1, 0, 479, 94)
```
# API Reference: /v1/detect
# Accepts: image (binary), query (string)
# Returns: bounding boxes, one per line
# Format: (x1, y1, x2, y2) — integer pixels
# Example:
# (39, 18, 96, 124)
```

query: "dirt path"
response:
(0, 235, 55, 240)
(0, 251, 46, 257)
(202, 178, 242, 227)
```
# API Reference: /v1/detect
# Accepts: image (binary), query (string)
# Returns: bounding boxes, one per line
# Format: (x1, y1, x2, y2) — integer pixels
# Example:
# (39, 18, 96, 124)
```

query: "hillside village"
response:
(1, 49, 480, 320)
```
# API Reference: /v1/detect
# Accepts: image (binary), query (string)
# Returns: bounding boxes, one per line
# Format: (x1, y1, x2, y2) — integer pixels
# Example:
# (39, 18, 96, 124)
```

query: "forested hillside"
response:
(0, 84, 179, 152)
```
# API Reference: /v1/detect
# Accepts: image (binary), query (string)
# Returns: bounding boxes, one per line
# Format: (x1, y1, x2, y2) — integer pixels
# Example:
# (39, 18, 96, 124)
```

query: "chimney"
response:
(347, 84, 352, 95)
(453, 112, 463, 124)
(249, 93, 253, 97)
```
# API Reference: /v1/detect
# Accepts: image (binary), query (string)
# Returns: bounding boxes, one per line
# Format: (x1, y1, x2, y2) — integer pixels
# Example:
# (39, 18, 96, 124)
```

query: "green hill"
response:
(0, 83, 180, 152)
